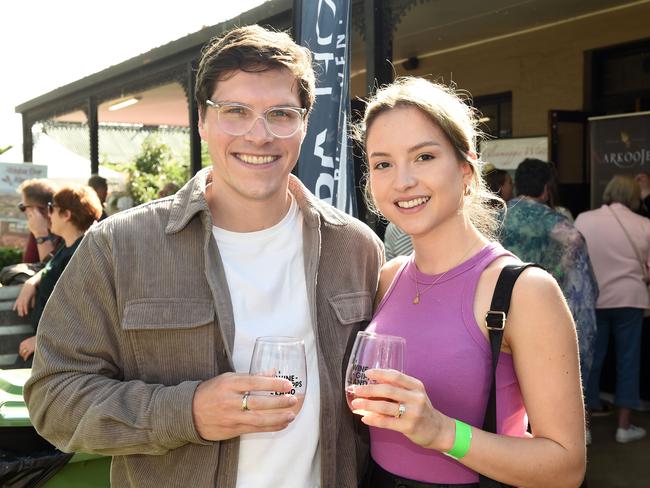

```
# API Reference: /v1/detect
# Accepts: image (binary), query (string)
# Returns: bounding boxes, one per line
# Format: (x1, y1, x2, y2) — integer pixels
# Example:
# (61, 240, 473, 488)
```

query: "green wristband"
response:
(444, 419, 472, 460)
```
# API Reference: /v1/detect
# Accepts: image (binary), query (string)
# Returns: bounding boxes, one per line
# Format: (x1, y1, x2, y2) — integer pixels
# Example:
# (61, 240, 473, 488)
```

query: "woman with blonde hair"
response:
(14, 185, 102, 362)
(350, 77, 585, 487)
(576, 174, 650, 444)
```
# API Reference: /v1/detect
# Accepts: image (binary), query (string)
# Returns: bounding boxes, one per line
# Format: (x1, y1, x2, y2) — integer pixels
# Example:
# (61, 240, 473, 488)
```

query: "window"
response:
(590, 38, 650, 114)
(473, 92, 512, 139)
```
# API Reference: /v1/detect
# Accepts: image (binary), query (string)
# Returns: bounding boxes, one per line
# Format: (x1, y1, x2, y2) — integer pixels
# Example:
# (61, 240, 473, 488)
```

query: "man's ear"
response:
(198, 109, 207, 141)
(300, 115, 309, 141)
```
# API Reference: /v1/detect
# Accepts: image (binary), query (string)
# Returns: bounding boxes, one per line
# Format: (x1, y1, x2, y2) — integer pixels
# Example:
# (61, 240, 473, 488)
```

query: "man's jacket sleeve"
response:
(23, 228, 210, 456)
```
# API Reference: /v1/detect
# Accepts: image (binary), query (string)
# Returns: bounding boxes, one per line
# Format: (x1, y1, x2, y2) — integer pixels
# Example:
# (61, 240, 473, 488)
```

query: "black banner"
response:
(589, 112, 650, 207)
(295, 0, 356, 216)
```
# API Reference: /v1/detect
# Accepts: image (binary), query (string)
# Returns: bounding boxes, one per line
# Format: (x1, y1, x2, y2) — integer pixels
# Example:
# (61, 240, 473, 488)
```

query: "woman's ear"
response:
(461, 155, 475, 184)
(62, 209, 73, 223)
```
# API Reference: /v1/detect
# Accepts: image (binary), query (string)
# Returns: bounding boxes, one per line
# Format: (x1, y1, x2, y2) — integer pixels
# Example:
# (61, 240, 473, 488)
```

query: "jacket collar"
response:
(165, 167, 348, 234)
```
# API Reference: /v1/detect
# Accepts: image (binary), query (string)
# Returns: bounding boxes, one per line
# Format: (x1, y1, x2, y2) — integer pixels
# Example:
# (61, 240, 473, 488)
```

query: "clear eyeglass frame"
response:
(205, 99, 307, 139)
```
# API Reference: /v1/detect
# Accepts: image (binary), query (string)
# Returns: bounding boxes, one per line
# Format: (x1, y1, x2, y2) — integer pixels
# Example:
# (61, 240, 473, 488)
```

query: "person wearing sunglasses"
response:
(17, 178, 60, 263)
(24, 25, 382, 488)
(13, 185, 102, 363)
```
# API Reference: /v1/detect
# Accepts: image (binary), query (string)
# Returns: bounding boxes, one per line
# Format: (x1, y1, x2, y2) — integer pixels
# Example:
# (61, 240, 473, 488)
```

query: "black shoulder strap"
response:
(479, 263, 542, 488)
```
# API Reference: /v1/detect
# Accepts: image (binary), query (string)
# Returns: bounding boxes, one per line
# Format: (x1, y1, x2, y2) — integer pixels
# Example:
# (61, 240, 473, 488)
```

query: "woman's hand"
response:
(349, 368, 456, 452)
(13, 281, 37, 317)
(19, 336, 36, 361)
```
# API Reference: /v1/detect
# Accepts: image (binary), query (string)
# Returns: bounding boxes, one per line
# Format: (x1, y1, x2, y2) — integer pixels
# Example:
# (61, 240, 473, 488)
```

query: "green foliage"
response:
(125, 135, 189, 205)
(0, 247, 23, 269)
(201, 142, 212, 168)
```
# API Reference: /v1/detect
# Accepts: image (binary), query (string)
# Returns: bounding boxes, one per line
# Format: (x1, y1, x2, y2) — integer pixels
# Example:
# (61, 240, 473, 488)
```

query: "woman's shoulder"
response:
(484, 256, 557, 290)
(481, 256, 561, 318)
(380, 255, 409, 281)
(375, 255, 410, 308)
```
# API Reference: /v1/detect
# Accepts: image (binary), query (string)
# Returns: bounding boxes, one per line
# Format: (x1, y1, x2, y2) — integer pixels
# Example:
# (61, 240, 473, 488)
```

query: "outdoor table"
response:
(0, 368, 110, 487)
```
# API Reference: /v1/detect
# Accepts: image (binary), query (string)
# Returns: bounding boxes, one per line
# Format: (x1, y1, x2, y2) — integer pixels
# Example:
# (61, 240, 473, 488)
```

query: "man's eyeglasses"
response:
(17, 203, 45, 212)
(205, 100, 306, 139)
(47, 202, 60, 214)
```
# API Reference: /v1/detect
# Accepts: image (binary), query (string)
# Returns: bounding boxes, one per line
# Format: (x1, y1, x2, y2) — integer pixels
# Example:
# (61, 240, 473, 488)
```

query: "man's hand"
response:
(13, 281, 37, 317)
(192, 372, 298, 441)
(25, 207, 50, 238)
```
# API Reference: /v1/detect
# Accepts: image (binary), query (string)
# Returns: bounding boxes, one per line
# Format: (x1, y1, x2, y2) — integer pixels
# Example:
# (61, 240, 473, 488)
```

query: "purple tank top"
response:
(366, 242, 527, 484)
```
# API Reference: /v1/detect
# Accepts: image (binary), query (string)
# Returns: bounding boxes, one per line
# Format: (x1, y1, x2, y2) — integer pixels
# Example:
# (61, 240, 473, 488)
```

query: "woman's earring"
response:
(463, 184, 471, 197)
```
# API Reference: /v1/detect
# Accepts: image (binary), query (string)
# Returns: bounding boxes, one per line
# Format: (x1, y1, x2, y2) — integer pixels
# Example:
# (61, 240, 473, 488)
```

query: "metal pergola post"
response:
(187, 62, 202, 176)
(88, 96, 99, 175)
(364, 0, 393, 96)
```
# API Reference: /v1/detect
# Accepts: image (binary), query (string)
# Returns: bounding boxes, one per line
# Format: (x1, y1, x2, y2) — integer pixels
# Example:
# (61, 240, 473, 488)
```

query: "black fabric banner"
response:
(589, 112, 650, 207)
(296, 0, 356, 216)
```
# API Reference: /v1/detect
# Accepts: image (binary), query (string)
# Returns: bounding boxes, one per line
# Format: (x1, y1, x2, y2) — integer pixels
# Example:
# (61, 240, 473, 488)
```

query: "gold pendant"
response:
(413, 293, 420, 305)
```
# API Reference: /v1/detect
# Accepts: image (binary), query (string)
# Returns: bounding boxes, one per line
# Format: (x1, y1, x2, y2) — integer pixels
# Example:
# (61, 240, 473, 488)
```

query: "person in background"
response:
(384, 222, 413, 260)
(24, 25, 382, 488)
(17, 179, 59, 263)
(87, 174, 109, 220)
(482, 163, 513, 203)
(635, 171, 650, 218)
(351, 77, 585, 488)
(157, 182, 180, 198)
(575, 175, 650, 444)
(13, 185, 102, 363)
(547, 164, 574, 222)
(500, 158, 598, 391)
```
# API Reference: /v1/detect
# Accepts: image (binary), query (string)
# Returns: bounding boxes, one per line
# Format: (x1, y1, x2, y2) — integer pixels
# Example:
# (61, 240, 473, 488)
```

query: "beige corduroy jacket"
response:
(24, 168, 383, 488)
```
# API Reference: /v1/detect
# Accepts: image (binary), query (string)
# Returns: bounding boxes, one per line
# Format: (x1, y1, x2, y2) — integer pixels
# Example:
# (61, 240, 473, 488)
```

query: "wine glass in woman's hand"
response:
(345, 331, 405, 415)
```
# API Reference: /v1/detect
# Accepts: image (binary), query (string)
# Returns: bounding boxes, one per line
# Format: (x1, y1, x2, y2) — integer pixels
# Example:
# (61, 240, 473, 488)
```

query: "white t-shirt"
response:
(212, 197, 321, 488)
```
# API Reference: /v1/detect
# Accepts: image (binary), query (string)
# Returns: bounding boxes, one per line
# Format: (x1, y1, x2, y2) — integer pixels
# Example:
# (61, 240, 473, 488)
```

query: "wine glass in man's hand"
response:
(249, 336, 307, 416)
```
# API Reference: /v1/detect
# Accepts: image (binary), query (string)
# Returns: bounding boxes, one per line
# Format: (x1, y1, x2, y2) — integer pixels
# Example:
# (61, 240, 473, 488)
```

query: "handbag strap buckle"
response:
(485, 311, 506, 331)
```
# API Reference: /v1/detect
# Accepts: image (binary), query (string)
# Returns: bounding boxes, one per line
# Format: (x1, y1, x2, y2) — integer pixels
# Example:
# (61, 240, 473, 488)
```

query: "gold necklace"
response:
(411, 241, 482, 305)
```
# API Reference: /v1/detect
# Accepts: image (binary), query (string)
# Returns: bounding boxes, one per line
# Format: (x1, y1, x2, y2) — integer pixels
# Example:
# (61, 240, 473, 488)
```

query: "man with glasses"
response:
(16, 179, 59, 264)
(26, 25, 383, 488)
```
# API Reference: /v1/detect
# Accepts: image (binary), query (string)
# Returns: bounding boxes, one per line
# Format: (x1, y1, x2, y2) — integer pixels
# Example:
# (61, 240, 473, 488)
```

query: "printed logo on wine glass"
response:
(271, 370, 304, 396)
(350, 363, 370, 386)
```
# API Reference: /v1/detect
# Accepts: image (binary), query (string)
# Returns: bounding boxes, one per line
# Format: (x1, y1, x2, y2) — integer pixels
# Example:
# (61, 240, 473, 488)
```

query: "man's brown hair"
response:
(195, 25, 315, 117)
(18, 179, 57, 207)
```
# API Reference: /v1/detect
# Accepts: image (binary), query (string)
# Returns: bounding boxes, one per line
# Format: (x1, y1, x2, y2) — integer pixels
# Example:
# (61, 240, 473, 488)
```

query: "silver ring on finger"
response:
(395, 403, 406, 419)
(241, 392, 250, 412)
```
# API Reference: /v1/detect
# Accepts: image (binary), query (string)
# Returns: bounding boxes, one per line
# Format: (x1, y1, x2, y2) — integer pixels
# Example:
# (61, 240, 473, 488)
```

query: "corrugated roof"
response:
(41, 121, 190, 165)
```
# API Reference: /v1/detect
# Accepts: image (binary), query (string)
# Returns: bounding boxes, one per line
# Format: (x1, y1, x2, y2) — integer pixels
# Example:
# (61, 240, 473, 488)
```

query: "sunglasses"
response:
(17, 202, 46, 212)
(47, 202, 60, 214)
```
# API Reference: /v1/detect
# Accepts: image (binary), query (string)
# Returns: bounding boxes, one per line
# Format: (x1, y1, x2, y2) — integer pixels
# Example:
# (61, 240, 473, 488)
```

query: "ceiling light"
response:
(108, 97, 141, 111)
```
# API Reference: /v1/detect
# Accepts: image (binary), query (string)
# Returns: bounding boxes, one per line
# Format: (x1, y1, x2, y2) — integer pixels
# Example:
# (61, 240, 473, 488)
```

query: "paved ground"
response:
(585, 408, 650, 487)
